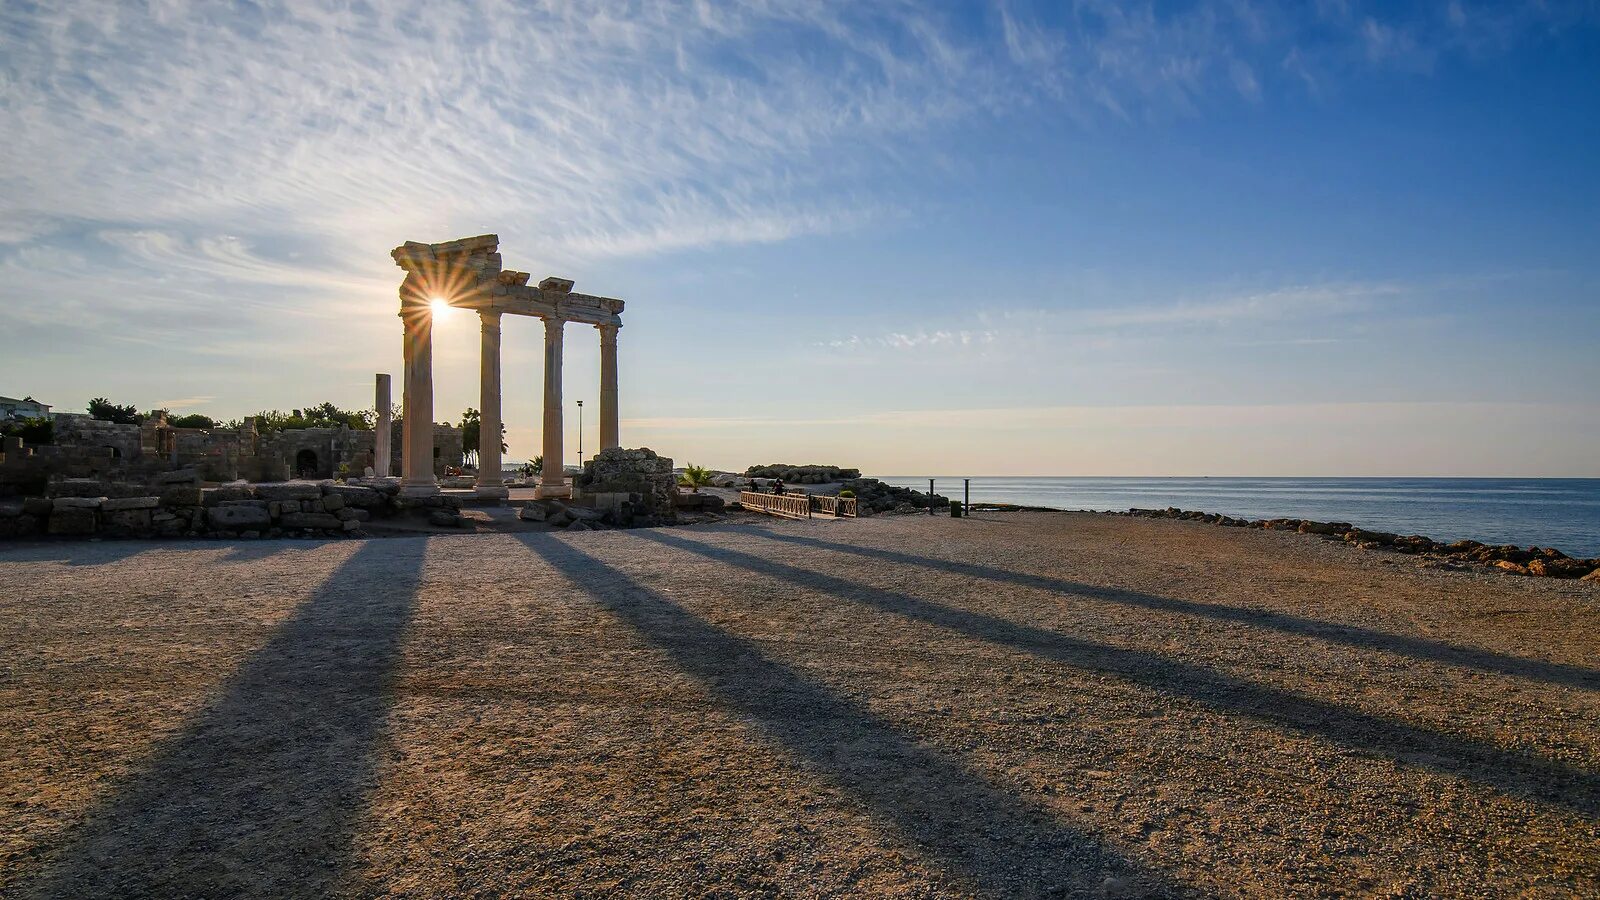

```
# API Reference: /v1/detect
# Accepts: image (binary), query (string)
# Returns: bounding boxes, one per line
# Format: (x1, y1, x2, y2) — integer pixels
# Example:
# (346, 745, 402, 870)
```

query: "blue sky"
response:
(2, 0, 1597, 475)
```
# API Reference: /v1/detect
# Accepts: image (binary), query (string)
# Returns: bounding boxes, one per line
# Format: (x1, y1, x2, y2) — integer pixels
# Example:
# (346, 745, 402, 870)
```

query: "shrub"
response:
(679, 463, 713, 492)
(838, 489, 854, 498)
(1, 415, 53, 445)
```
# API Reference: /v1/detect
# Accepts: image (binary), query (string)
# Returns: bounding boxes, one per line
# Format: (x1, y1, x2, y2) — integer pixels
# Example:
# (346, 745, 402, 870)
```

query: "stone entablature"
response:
(392, 234, 625, 500)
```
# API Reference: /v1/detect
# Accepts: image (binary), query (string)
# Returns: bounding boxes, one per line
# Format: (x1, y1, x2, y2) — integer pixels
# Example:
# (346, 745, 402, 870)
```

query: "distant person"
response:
(747, 479, 761, 494)
(772, 478, 785, 495)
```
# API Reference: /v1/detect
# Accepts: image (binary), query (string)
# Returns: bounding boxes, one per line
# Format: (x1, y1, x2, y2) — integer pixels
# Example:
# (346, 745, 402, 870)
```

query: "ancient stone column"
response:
(400, 304, 439, 497)
(374, 373, 392, 478)
(536, 316, 569, 498)
(598, 324, 620, 451)
(475, 312, 509, 499)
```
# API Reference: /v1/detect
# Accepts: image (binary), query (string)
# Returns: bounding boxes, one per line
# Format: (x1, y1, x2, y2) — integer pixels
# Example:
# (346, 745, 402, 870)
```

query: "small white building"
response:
(0, 396, 52, 421)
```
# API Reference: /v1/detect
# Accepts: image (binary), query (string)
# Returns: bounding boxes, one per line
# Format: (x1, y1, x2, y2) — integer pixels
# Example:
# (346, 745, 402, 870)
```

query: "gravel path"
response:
(0, 512, 1596, 897)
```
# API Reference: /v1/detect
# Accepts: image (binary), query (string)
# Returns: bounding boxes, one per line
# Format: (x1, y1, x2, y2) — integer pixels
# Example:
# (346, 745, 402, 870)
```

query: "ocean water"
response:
(871, 477, 1600, 557)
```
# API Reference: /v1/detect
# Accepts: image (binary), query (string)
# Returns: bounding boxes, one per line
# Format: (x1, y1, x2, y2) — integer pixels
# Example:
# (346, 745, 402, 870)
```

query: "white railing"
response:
(814, 495, 858, 517)
(740, 491, 812, 520)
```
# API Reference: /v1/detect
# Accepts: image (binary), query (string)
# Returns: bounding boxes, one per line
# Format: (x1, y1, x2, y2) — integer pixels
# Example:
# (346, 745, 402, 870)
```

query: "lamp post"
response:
(576, 399, 584, 467)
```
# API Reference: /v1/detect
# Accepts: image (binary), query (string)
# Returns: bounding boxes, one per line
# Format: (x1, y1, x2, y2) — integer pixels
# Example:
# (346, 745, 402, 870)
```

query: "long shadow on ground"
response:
(17, 538, 427, 899)
(746, 527, 1600, 692)
(0, 541, 159, 567)
(640, 530, 1600, 819)
(519, 533, 1191, 898)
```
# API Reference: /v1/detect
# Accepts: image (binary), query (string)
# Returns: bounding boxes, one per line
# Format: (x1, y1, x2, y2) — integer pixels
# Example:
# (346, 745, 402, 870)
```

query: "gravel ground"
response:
(0, 511, 1595, 898)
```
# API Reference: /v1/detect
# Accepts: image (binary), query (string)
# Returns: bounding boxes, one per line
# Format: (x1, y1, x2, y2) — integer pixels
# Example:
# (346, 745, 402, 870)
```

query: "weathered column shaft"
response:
(475, 312, 508, 498)
(399, 328, 413, 481)
(536, 316, 568, 498)
(400, 305, 438, 496)
(598, 324, 620, 451)
(374, 373, 392, 477)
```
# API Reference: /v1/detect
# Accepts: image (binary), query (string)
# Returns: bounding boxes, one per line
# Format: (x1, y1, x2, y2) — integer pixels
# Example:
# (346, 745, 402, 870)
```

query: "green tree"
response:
(0, 415, 53, 445)
(168, 413, 217, 429)
(459, 408, 507, 467)
(87, 397, 142, 424)
(678, 463, 713, 493)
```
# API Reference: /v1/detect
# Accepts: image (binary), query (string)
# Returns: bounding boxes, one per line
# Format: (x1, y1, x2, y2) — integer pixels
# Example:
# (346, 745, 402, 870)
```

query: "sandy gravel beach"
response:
(0, 511, 1596, 897)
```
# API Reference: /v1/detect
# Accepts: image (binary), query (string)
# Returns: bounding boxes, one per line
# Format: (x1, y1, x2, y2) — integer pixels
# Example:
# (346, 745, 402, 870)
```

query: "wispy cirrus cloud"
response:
(823, 280, 1405, 354)
(3, 0, 1585, 279)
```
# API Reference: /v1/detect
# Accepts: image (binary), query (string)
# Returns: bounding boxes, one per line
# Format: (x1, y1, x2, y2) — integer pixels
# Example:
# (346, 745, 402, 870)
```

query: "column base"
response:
(534, 482, 571, 500)
(400, 479, 440, 498)
(474, 483, 510, 500)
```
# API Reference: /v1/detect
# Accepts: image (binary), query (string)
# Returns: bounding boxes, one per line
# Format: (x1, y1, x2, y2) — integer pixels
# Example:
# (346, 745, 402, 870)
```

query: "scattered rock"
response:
(427, 509, 463, 528)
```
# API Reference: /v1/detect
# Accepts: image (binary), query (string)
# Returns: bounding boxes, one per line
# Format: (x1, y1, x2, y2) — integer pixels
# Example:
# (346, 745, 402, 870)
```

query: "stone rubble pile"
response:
(572, 447, 679, 519)
(744, 464, 862, 484)
(1125, 507, 1600, 581)
(0, 475, 464, 540)
(517, 447, 686, 531)
(837, 478, 948, 516)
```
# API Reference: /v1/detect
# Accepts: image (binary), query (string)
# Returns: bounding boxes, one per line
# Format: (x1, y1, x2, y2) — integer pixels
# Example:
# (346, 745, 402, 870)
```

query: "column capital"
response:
(479, 309, 503, 330)
(597, 322, 621, 342)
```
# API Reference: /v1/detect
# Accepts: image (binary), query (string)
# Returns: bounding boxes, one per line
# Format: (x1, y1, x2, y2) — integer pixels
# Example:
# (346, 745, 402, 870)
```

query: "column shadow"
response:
(517, 533, 1191, 898)
(747, 528, 1600, 692)
(640, 530, 1600, 819)
(17, 537, 428, 898)
(218, 540, 322, 564)
(0, 541, 158, 567)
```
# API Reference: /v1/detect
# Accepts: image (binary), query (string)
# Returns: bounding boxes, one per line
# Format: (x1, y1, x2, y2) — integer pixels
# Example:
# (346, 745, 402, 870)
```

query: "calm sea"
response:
(872, 477, 1600, 557)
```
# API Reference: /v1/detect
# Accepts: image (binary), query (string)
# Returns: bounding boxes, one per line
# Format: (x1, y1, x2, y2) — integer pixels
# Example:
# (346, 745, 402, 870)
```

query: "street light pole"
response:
(576, 399, 584, 467)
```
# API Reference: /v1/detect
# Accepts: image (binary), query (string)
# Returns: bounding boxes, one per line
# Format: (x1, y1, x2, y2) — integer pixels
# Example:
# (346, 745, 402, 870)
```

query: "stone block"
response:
(159, 485, 203, 507)
(304, 499, 325, 513)
(427, 509, 462, 527)
(23, 497, 54, 517)
(53, 479, 112, 498)
(280, 512, 342, 529)
(101, 496, 160, 511)
(321, 493, 345, 512)
(203, 485, 257, 506)
(158, 468, 202, 485)
(335, 507, 370, 522)
(256, 482, 322, 501)
(104, 509, 153, 531)
(324, 485, 383, 508)
(53, 496, 105, 510)
(220, 499, 268, 509)
(209, 505, 273, 530)
(48, 508, 97, 535)
(518, 502, 549, 521)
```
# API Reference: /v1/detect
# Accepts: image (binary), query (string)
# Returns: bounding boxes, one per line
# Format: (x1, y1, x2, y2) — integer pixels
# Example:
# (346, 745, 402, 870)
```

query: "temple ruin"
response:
(391, 234, 623, 500)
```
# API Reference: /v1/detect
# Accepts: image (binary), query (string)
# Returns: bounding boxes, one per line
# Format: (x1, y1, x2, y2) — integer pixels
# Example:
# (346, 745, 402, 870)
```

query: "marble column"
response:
(598, 324, 620, 450)
(373, 373, 392, 478)
(536, 316, 569, 498)
(400, 305, 439, 497)
(399, 327, 413, 482)
(475, 312, 508, 498)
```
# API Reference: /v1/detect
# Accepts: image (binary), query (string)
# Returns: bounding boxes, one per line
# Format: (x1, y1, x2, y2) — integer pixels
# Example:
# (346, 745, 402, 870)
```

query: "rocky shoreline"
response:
(1122, 506, 1600, 581)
